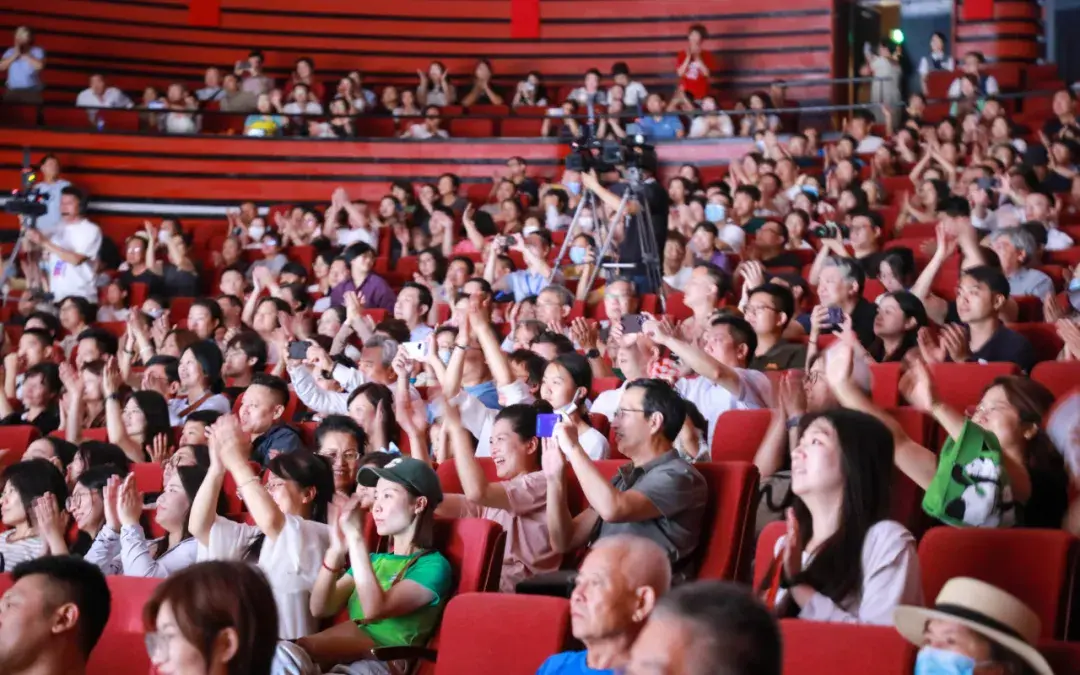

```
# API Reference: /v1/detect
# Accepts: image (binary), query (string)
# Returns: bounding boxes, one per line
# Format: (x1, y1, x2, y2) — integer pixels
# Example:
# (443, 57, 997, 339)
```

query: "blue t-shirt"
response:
(637, 114, 684, 140)
(3, 46, 44, 89)
(537, 651, 615, 675)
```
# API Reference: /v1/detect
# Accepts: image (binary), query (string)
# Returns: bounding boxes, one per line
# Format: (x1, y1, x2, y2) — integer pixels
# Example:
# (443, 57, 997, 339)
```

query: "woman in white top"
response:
(169, 342, 233, 425)
(541, 353, 609, 460)
(85, 465, 205, 577)
(192, 416, 334, 640)
(762, 402, 922, 624)
(0, 459, 67, 570)
(688, 95, 734, 139)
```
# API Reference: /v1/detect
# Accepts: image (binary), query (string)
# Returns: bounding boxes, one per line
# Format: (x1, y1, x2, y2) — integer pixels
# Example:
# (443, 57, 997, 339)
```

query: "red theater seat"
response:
(0, 425, 41, 467)
(781, 620, 916, 675)
(711, 409, 772, 463)
(87, 576, 162, 675)
(131, 462, 164, 493)
(692, 461, 760, 582)
(928, 362, 1019, 414)
(918, 528, 1077, 640)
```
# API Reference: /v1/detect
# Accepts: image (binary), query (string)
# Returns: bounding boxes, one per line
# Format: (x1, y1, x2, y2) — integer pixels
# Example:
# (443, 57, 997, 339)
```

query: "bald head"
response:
(569, 535, 671, 653)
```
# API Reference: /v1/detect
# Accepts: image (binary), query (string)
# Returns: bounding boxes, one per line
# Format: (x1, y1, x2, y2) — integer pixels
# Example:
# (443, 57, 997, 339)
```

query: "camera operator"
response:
(24, 186, 102, 305)
(26, 155, 71, 237)
(579, 147, 669, 293)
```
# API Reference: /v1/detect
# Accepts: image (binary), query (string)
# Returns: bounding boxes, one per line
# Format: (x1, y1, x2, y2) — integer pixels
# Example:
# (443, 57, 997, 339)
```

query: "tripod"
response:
(548, 166, 666, 313)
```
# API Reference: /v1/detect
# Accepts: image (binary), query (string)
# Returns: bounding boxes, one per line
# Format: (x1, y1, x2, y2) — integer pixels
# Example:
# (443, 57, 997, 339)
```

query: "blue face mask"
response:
(914, 647, 976, 675)
(705, 203, 725, 223)
(438, 349, 452, 365)
(565, 181, 582, 196)
(569, 246, 588, 265)
(1068, 277, 1080, 293)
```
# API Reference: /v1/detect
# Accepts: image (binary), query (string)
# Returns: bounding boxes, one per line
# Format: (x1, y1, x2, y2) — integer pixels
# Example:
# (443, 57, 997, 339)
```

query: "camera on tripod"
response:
(4, 188, 48, 219)
(564, 135, 656, 173)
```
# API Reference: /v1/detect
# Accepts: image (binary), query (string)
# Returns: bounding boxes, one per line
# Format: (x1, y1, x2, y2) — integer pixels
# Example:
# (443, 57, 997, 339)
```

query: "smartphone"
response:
(288, 341, 310, 360)
(621, 314, 646, 335)
(826, 307, 845, 326)
(403, 341, 428, 360)
(536, 414, 559, 438)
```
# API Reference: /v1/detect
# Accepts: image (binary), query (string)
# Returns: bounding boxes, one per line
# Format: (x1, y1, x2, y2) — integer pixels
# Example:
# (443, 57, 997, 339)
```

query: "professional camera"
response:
(4, 188, 47, 218)
(564, 134, 658, 175)
(811, 221, 849, 239)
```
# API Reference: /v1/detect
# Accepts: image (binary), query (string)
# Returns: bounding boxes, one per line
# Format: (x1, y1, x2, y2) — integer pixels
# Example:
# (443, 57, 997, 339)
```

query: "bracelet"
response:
(235, 475, 260, 500)
(321, 559, 344, 575)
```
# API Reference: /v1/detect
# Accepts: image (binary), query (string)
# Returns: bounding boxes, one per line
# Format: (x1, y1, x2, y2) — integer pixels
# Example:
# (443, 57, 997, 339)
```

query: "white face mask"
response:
(555, 391, 581, 417)
(248, 223, 265, 241)
(158, 229, 171, 245)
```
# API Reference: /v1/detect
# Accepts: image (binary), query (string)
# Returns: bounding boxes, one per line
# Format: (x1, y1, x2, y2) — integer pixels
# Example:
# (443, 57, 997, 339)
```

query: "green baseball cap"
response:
(358, 457, 443, 506)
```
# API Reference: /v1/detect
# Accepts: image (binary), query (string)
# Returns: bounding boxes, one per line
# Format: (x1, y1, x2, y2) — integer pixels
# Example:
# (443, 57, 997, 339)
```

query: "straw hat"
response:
(894, 577, 1053, 675)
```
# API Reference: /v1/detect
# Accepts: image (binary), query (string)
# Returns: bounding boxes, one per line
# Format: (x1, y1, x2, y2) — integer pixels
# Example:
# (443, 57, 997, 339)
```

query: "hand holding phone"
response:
(288, 340, 310, 360)
(826, 307, 845, 326)
(402, 341, 429, 360)
(620, 314, 646, 335)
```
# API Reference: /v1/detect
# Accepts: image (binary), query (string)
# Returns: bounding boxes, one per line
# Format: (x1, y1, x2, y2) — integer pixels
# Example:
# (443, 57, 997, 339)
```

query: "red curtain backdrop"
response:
(188, 0, 220, 26)
(961, 0, 993, 21)
(511, 0, 540, 39)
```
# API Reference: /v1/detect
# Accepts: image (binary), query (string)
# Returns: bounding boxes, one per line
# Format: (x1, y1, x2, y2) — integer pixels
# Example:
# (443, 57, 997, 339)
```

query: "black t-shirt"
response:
(163, 263, 202, 298)
(762, 251, 804, 270)
(0, 406, 60, 435)
(969, 325, 1036, 373)
(120, 268, 165, 297)
(1042, 117, 1080, 142)
(1018, 464, 1069, 529)
(610, 179, 670, 275)
(514, 177, 540, 206)
(1041, 171, 1072, 194)
(849, 298, 878, 349)
(857, 251, 886, 279)
(749, 340, 807, 372)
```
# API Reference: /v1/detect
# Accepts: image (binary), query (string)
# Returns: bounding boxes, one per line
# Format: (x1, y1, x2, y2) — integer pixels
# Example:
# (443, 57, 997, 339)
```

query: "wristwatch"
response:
(585, 348, 601, 359)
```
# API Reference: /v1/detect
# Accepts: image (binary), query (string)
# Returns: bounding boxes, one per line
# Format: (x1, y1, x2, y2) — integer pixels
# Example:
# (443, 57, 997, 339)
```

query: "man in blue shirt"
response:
(635, 93, 685, 141)
(536, 535, 671, 675)
(1, 27, 45, 103)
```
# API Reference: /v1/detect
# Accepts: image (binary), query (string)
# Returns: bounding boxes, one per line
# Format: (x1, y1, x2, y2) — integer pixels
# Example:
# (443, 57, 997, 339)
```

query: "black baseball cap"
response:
(358, 457, 443, 505)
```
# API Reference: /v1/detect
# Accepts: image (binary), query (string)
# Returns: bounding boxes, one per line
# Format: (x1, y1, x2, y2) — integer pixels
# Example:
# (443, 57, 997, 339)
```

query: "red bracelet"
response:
(322, 560, 343, 574)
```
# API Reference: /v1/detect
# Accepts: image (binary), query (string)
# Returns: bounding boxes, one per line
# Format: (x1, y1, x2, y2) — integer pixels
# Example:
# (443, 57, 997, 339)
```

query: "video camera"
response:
(4, 165, 47, 220)
(564, 135, 657, 174)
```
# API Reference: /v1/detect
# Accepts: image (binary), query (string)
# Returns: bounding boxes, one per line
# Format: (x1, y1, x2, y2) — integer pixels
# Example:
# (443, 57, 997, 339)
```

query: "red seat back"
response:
(131, 462, 164, 494)
(433, 594, 571, 675)
(1032, 361, 1080, 400)
(928, 362, 1019, 413)
(588, 376, 621, 400)
(918, 528, 1077, 639)
(693, 461, 760, 582)
(710, 409, 772, 463)
(1006, 322, 1064, 363)
(86, 576, 162, 675)
(1038, 640, 1080, 675)
(0, 425, 41, 468)
(869, 361, 903, 408)
(780, 620, 916, 675)
(754, 520, 786, 589)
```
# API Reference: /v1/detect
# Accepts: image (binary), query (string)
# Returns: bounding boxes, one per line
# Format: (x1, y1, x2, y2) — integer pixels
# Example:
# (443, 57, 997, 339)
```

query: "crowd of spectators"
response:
(1, 18, 1080, 675)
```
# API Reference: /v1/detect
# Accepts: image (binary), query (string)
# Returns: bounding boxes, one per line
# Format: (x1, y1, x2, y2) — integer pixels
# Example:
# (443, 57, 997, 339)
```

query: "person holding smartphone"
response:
(235, 48, 273, 96)
(0, 26, 45, 104)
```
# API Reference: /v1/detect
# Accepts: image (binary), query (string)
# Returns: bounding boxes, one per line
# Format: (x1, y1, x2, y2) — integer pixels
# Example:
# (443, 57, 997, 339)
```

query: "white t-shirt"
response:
(675, 369, 772, 446)
(283, 101, 324, 115)
(855, 136, 885, 154)
(198, 514, 330, 640)
(718, 223, 747, 254)
(664, 267, 694, 291)
(46, 219, 103, 302)
(590, 382, 627, 421)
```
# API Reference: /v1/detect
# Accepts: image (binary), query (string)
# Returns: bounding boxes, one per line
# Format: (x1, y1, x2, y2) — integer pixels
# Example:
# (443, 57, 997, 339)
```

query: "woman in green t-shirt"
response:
(298, 457, 452, 671)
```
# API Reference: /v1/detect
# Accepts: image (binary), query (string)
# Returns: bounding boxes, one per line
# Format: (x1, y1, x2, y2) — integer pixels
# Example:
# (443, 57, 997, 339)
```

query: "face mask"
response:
(158, 230, 171, 245)
(705, 203, 725, 223)
(145, 308, 163, 319)
(569, 246, 588, 265)
(438, 349, 452, 365)
(914, 647, 976, 675)
(555, 391, 581, 417)
(565, 181, 582, 196)
(523, 224, 541, 237)
(578, 216, 594, 231)
(1068, 277, 1080, 293)
(248, 224, 265, 241)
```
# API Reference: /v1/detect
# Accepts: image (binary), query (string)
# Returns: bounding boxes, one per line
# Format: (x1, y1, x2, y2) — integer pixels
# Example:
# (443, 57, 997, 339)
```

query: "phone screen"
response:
(288, 341, 309, 360)
(536, 414, 559, 438)
(621, 314, 645, 334)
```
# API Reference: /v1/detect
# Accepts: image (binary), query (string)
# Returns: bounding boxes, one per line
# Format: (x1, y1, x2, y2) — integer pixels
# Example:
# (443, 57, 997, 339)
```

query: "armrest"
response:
(371, 646, 438, 663)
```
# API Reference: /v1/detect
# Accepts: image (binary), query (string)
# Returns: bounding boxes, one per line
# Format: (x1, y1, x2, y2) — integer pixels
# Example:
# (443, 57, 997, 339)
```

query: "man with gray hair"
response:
(287, 336, 421, 416)
(989, 227, 1054, 299)
(627, 581, 781, 675)
(537, 535, 672, 675)
(812, 255, 877, 348)
(535, 284, 576, 335)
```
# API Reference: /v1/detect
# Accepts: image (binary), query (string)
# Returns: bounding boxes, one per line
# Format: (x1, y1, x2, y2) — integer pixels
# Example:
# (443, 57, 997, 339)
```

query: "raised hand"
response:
(782, 508, 803, 579)
(337, 494, 366, 542)
(117, 474, 142, 529)
(779, 370, 807, 418)
(823, 342, 854, 391)
(58, 362, 82, 399)
(916, 327, 947, 365)
(899, 357, 936, 413)
(103, 475, 122, 532)
(102, 356, 123, 397)
(553, 419, 580, 454)
(148, 433, 174, 465)
(569, 317, 599, 351)
(540, 437, 566, 480)
(32, 493, 68, 553)
(208, 414, 251, 472)
(939, 324, 970, 362)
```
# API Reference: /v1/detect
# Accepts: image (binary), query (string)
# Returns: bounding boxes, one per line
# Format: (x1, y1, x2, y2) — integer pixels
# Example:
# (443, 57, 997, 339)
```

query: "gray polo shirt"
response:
(594, 450, 708, 576)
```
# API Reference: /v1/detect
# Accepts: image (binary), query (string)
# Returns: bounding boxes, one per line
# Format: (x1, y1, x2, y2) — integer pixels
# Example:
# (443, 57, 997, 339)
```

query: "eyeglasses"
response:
(612, 408, 648, 420)
(319, 450, 361, 464)
(65, 493, 91, 511)
(965, 403, 1014, 419)
(743, 304, 778, 317)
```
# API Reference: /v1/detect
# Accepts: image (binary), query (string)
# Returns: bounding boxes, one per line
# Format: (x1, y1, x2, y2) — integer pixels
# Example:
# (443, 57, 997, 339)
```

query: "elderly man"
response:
(544, 379, 707, 580)
(537, 536, 671, 674)
(678, 262, 727, 347)
(989, 228, 1054, 299)
(627, 581, 781, 675)
(813, 256, 878, 348)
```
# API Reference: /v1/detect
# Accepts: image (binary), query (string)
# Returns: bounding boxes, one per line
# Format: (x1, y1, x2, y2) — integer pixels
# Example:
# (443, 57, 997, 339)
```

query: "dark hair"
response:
(165, 329, 201, 357)
(399, 282, 434, 314)
(961, 265, 1011, 300)
(59, 296, 94, 326)
(150, 465, 208, 559)
(546, 353, 592, 411)
(268, 452, 334, 523)
(146, 354, 180, 384)
(508, 349, 547, 389)
(75, 441, 133, 476)
(60, 186, 87, 215)
(879, 248, 915, 286)
(26, 311, 62, 339)
(611, 61, 631, 77)
(24, 362, 62, 397)
(76, 328, 119, 359)
(783, 409, 895, 611)
(448, 255, 476, 276)
(12, 555, 111, 658)
(531, 331, 575, 355)
(3, 459, 68, 528)
(735, 184, 762, 202)
(709, 315, 757, 365)
(315, 415, 368, 461)
(694, 221, 719, 237)
(249, 373, 290, 408)
(626, 378, 687, 442)
(347, 383, 395, 451)
(748, 283, 796, 327)
(76, 463, 129, 493)
(143, 561, 279, 675)
(653, 581, 781, 675)
(984, 377, 1064, 495)
(185, 409, 223, 427)
(692, 261, 729, 296)
(190, 298, 224, 328)
(37, 437, 79, 468)
(688, 23, 708, 39)
(280, 283, 311, 312)
(226, 332, 268, 373)
(20, 327, 53, 352)
(127, 390, 174, 458)
(869, 291, 927, 363)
